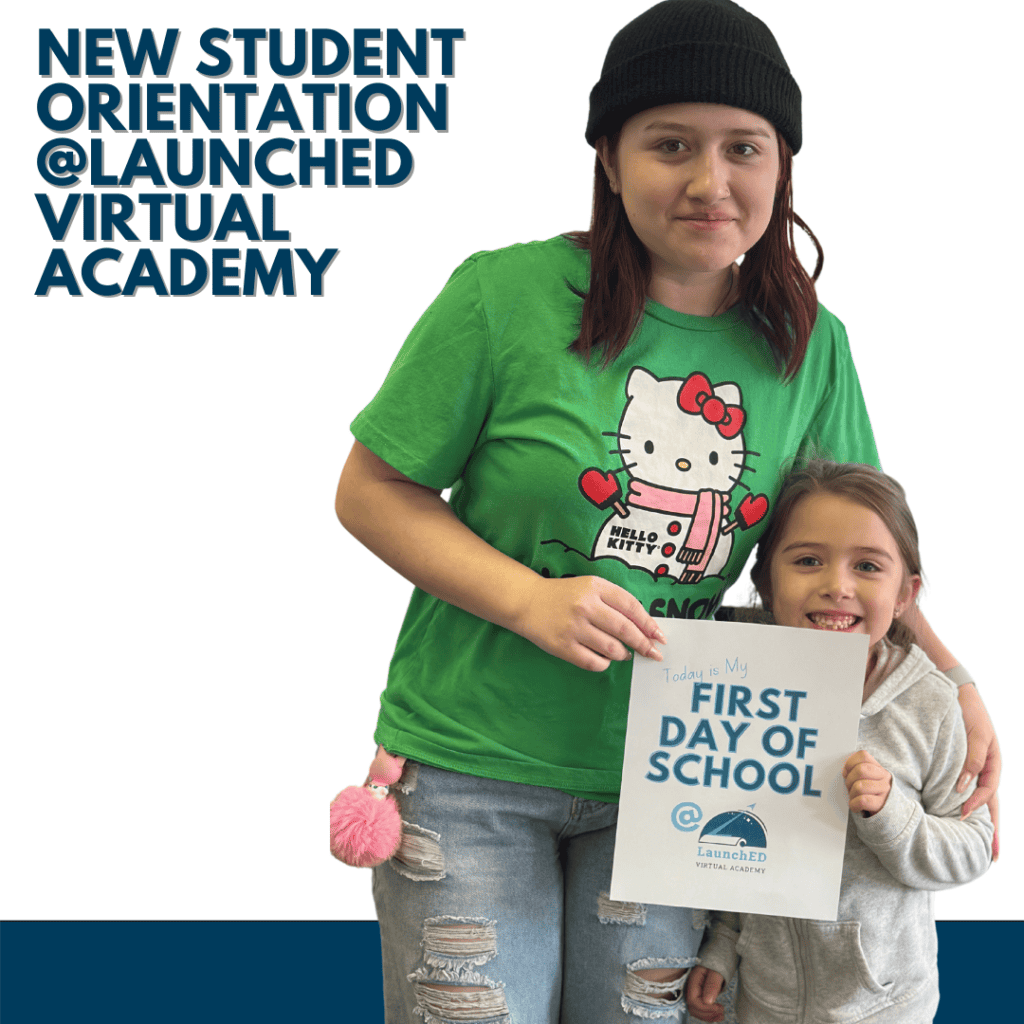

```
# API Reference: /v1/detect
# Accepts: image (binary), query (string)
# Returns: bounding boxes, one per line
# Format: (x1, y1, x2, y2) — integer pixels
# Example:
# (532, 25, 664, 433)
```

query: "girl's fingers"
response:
(685, 967, 726, 1022)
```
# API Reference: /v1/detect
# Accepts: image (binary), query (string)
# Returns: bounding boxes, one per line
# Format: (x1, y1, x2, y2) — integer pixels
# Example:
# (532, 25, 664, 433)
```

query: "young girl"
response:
(685, 461, 993, 1024)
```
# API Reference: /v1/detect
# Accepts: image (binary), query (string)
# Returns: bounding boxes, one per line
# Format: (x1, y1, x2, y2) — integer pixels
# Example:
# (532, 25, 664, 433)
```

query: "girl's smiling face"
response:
(767, 493, 920, 658)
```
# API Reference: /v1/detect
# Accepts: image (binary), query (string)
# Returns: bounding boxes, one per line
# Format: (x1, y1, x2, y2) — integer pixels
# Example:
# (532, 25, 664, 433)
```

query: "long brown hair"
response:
(748, 461, 922, 650)
(565, 134, 822, 380)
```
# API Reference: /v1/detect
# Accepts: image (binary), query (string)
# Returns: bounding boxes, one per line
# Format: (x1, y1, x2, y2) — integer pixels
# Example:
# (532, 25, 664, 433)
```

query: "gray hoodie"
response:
(697, 642, 993, 1024)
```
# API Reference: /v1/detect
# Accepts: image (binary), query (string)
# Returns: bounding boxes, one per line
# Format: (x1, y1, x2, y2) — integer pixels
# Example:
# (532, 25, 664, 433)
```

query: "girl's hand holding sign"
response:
(843, 750, 893, 817)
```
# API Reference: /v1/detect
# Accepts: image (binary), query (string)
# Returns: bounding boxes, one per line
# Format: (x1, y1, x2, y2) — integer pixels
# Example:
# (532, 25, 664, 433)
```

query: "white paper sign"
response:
(611, 619, 866, 921)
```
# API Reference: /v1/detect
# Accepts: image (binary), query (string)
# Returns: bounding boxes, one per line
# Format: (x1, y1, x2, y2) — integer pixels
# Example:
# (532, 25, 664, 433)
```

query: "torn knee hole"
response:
(634, 966, 688, 997)
(423, 917, 499, 969)
(391, 821, 446, 881)
(410, 976, 510, 1022)
(624, 959, 692, 1012)
(411, 919, 508, 1021)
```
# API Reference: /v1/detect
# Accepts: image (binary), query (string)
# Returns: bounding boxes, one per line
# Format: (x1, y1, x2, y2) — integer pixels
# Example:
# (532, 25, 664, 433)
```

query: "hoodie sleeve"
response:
(853, 699, 992, 889)
(698, 911, 742, 982)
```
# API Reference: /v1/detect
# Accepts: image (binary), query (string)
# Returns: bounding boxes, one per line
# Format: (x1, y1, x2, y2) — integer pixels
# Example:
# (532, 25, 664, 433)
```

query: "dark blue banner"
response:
(1, 921, 1016, 1021)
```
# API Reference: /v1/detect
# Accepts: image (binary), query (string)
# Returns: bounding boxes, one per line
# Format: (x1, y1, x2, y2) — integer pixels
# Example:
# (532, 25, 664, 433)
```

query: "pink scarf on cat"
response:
(627, 482, 723, 575)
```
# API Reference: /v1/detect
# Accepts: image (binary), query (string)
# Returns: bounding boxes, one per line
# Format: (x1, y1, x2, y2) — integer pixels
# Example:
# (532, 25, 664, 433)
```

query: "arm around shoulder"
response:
(900, 605, 999, 841)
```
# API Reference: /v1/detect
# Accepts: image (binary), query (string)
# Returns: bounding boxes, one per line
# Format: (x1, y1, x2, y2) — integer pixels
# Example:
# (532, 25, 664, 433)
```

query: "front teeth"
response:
(809, 613, 857, 630)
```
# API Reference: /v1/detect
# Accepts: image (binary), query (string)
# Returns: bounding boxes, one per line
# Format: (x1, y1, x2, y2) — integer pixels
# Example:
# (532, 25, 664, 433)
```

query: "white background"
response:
(1, 1, 1019, 922)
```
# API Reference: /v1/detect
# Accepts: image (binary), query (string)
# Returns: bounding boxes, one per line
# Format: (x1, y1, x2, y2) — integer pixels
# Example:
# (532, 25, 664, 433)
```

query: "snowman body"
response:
(590, 368, 746, 584)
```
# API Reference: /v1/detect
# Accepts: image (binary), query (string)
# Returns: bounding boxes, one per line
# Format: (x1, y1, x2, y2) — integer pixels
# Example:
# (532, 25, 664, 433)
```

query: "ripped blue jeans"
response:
(372, 761, 704, 1023)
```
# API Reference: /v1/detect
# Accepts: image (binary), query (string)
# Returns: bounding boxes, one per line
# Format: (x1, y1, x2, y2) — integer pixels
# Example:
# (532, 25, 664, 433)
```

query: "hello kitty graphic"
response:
(579, 367, 769, 584)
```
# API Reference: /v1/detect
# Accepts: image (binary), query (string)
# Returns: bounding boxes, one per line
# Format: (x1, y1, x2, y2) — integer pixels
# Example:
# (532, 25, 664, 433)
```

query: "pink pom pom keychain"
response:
(329, 745, 407, 867)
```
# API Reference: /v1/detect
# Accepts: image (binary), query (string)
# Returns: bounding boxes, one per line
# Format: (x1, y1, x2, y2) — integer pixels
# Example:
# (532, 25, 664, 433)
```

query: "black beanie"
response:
(586, 0, 802, 153)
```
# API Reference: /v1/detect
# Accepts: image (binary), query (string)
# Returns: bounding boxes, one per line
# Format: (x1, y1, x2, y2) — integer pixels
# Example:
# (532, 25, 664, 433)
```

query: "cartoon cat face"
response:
(619, 367, 744, 493)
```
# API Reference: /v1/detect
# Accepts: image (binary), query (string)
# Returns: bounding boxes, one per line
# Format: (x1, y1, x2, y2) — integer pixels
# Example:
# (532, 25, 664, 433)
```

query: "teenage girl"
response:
(337, 2, 998, 1019)
(685, 461, 993, 1024)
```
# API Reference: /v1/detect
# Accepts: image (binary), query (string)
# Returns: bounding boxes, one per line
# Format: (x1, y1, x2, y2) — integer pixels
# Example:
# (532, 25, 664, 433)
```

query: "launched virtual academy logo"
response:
(676, 803, 769, 870)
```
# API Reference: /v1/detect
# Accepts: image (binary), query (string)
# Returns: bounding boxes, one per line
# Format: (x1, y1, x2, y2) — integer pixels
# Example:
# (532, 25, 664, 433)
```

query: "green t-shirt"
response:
(352, 236, 878, 801)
